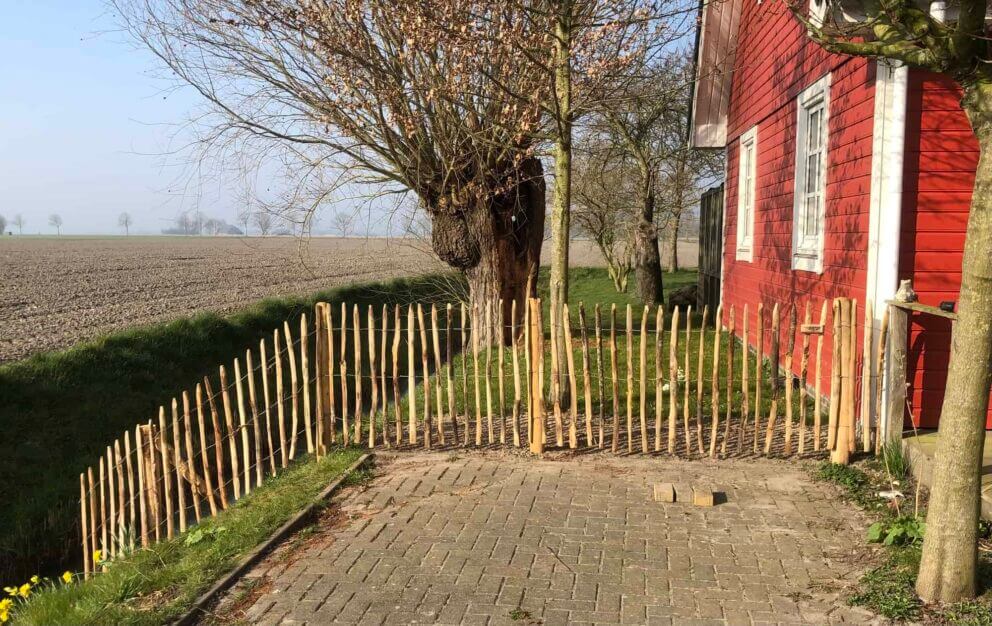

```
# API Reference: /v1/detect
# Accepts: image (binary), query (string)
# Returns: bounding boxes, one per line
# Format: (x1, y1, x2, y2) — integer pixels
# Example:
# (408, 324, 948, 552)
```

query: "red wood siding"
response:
(720, 0, 875, 396)
(898, 69, 991, 428)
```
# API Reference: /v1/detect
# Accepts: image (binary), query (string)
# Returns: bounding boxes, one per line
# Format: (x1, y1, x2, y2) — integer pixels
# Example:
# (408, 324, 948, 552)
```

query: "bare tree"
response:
(116, 0, 553, 329)
(236, 207, 251, 236)
(331, 211, 356, 238)
(797, 0, 992, 602)
(253, 210, 273, 236)
(0, 215, 6, 235)
(585, 54, 691, 301)
(118, 212, 133, 235)
(48, 214, 63, 236)
(12, 215, 25, 235)
(573, 152, 636, 291)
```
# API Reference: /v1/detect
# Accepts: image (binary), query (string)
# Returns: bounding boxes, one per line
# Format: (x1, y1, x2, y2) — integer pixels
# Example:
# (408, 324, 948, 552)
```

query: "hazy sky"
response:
(0, 1, 389, 236)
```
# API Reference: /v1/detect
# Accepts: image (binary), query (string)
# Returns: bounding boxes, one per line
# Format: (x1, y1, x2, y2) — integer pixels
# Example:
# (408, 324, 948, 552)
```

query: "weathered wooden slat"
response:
(828, 299, 842, 452)
(447, 303, 458, 445)
(564, 303, 579, 450)
(798, 303, 811, 455)
(352, 305, 363, 445)
(696, 306, 708, 455)
(683, 306, 693, 456)
(273, 329, 288, 467)
(81, 473, 91, 578)
(393, 304, 404, 446)
(722, 306, 735, 456)
(484, 300, 494, 445)
(157, 406, 174, 538)
(580, 304, 594, 448)
(764, 304, 780, 455)
(783, 305, 797, 456)
(170, 399, 187, 532)
(638, 305, 649, 454)
(301, 313, 314, 455)
(512, 299, 522, 447)
(668, 306, 680, 454)
(595, 304, 605, 449)
(368, 305, 379, 449)
(182, 392, 202, 522)
(432, 303, 446, 445)
(709, 305, 722, 458)
(655, 306, 665, 453)
(219, 367, 240, 504)
(195, 383, 219, 516)
(417, 303, 432, 449)
(245, 351, 262, 487)
(609, 304, 620, 453)
(233, 359, 251, 496)
(340, 303, 350, 447)
(814, 300, 828, 451)
(203, 376, 228, 508)
(283, 321, 300, 460)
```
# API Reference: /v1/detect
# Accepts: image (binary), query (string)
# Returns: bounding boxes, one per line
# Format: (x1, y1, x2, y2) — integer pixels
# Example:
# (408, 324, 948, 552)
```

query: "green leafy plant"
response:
(879, 442, 910, 480)
(867, 516, 925, 547)
(183, 525, 227, 548)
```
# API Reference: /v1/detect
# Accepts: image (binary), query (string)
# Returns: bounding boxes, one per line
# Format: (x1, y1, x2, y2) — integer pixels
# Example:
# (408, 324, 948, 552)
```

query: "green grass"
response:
(0, 273, 457, 582)
(8, 448, 364, 625)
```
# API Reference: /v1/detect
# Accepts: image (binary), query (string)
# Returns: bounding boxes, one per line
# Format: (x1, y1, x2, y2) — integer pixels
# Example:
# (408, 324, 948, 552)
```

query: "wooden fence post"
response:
(885, 303, 908, 446)
(668, 306, 680, 454)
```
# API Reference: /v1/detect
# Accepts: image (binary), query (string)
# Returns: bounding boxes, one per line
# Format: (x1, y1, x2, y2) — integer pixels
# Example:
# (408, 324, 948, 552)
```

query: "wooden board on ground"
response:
(653, 482, 675, 503)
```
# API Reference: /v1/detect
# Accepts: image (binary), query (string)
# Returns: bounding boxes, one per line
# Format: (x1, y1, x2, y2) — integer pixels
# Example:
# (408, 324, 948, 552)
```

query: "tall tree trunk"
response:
(634, 169, 664, 304)
(430, 158, 545, 345)
(667, 211, 681, 273)
(916, 95, 992, 604)
(549, 3, 574, 403)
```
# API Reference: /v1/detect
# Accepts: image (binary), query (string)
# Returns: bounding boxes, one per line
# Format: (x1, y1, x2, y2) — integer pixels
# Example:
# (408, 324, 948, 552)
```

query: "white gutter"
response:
(865, 60, 908, 439)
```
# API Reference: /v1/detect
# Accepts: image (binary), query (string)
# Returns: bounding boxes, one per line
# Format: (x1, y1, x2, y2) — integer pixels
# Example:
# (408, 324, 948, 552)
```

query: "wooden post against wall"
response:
(885, 303, 909, 446)
(860, 300, 874, 452)
(739, 305, 749, 454)
(875, 307, 891, 454)
(580, 304, 594, 448)
(832, 298, 854, 464)
(798, 303, 811, 455)
(848, 301, 859, 455)
(561, 304, 576, 449)
(655, 306, 665, 453)
(783, 305, 797, 456)
(814, 300, 828, 451)
(709, 305, 722, 458)
(764, 303, 780, 455)
(753, 304, 764, 454)
(828, 299, 843, 452)
(722, 306, 735, 456)
(668, 306, 679, 454)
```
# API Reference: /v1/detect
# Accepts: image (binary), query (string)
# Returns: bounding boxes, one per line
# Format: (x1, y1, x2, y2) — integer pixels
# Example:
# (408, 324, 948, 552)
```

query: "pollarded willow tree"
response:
(117, 0, 551, 327)
(797, 0, 992, 603)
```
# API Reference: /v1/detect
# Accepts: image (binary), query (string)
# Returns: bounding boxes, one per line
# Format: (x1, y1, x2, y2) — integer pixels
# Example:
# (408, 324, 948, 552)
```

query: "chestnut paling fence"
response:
(77, 295, 889, 577)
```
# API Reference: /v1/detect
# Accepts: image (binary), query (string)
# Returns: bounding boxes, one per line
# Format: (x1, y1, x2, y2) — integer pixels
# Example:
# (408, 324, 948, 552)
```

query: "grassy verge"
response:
(0, 273, 456, 581)
(813, 452, 992, 623)
(7, 448, 365, 625)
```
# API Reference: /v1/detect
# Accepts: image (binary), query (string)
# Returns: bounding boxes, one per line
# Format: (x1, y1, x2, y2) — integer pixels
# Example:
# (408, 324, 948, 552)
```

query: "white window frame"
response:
(792, 74, 831, 273)
(736, 126, 758, 263)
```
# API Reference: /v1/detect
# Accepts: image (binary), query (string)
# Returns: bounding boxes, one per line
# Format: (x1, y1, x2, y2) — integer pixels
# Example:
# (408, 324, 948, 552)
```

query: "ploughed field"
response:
(0, 236, 447, 363)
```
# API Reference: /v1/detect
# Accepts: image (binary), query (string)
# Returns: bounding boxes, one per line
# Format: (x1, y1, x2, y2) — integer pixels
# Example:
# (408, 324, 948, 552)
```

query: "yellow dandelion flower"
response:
(1, 588, 14, 597)
(17, 583, 30, 599)
(29, 575, 39, 584)
(62, 571, 73, 584)
(93, 549, 103, 564)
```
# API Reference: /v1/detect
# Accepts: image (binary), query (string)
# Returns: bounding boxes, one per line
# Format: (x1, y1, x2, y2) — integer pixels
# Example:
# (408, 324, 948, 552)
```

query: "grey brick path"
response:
(233, 452, 878, 625)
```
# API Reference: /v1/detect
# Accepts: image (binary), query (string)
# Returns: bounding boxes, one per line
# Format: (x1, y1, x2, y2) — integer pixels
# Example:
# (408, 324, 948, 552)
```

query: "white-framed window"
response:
(736, 126, 758, 262)
(792, 74, 831, 273)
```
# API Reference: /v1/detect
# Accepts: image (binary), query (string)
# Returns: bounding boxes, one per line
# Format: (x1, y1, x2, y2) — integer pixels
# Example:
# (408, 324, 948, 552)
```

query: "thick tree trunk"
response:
(430, 157, 545, 344)
(667, 212, 681, 272)
(549, 1, 573, 319)
(916, 98, 992, 604)
(634, 177, 664, 304)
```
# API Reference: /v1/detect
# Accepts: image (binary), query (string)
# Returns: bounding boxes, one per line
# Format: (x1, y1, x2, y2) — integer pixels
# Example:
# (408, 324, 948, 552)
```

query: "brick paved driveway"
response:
(230, 452, 878, 625)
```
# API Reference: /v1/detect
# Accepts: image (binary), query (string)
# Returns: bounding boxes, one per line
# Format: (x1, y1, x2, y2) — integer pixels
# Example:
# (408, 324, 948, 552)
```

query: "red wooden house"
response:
(689, 0, 988, 430)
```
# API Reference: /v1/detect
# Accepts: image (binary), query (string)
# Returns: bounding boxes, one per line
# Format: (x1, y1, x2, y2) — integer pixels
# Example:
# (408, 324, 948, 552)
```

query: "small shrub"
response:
(867, 516, 925, 547)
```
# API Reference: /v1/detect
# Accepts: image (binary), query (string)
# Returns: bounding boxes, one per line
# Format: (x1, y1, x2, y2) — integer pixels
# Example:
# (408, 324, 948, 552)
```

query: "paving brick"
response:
(233, 452, 875, 624)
